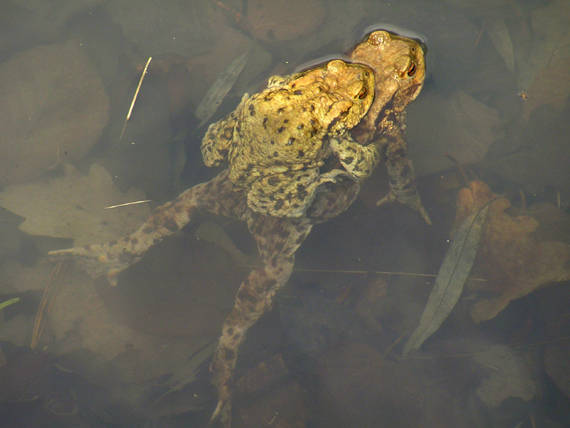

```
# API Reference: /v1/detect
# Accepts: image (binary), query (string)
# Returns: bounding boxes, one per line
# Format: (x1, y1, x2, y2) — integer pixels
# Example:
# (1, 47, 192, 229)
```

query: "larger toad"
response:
(201, 59, 377, 218)
(49, 29, 428, 428)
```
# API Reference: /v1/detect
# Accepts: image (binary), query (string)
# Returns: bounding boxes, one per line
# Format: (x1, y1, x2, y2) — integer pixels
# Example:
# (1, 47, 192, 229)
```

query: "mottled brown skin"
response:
(48, 30, 428, 428)
(349, 30, 431, 224)
(201, 59, 377, 218)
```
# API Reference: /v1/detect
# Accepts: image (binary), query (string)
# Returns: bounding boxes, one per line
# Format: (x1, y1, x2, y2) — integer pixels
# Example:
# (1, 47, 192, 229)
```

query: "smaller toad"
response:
(349, 29, 431, 224)
(201, 59, 377, 218)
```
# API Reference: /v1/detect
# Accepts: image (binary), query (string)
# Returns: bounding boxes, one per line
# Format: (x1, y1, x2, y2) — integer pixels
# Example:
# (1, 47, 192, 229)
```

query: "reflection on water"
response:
(0, 0, 569, 427)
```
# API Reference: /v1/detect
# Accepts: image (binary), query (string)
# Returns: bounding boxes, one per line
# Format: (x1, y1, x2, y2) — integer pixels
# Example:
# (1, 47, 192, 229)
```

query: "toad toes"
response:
(201, 59, 377, 218)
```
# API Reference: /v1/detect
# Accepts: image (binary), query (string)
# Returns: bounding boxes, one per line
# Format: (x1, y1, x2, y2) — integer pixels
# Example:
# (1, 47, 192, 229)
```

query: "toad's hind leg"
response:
(48, 170, 246, 285)
(209, 214, 312, 426)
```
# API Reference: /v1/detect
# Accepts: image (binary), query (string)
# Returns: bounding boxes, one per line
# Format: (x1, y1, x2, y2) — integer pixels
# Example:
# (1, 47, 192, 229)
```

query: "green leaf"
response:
(0, 297, 20, 311)
(403, 204, 489, 355)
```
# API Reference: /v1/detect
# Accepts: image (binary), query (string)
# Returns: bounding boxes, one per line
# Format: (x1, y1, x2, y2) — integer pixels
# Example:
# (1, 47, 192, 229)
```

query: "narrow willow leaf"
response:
(0, 297, 20, 311)
(403, 204, 489, 355)
(195, 51, 249, 127)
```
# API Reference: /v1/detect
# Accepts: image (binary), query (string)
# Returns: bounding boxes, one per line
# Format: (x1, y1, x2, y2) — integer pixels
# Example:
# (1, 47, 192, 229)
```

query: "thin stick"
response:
(120, 56, 152, 140)
(445, 153, 469, 185)
(519, 189, 527, 211)
(31, 261, 64, 350)
(296, 267, 488, 282)
(237, 264, 487, 282)
(104, 200, 151, 210)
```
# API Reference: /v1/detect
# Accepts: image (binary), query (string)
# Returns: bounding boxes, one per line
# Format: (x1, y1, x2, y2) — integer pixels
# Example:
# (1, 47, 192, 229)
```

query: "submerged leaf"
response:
(403, 203, 489, 355)
(486, 18, 515, 72)
(195, 51, 249, 127)
(454, 181, 570, 323)
(409, 91, 502, 176)
(517, 0, 570, 119)
(474, 345, 537, 407)
(0, 164, 150, 246)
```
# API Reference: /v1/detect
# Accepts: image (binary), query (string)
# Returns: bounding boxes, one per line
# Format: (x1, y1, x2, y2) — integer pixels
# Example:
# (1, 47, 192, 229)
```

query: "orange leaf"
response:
(455, 181, 570, 322)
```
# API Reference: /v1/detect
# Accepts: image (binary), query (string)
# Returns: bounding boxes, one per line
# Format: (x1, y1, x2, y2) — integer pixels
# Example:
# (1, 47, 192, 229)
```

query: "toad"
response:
(49, 30, 428, 427)
(201, 58, 376, 217)
(350, 29, 431, 223)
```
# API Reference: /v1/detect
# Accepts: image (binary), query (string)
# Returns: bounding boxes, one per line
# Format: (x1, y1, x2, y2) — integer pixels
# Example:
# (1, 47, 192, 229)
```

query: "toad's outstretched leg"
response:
(209, 213, 312, 426)
(209, 177, 360, 426)
(48, 170, 247, 285)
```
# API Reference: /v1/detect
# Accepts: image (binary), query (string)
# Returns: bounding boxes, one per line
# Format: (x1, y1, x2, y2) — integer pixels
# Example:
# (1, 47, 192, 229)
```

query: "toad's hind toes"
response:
(48, 245, 132, 286)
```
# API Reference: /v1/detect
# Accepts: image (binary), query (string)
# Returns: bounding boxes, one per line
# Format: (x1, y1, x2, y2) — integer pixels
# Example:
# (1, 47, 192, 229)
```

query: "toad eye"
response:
(357, 87, 368, 99)
(407, 62, 417, 77)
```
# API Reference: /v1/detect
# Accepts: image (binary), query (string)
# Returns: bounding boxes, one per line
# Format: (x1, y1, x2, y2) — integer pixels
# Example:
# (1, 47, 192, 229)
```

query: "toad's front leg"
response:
(329, 135, 380, 179)
(209, 215, 312, 426)
(48, 170, 246, 285)
(376, 134, 432, 225)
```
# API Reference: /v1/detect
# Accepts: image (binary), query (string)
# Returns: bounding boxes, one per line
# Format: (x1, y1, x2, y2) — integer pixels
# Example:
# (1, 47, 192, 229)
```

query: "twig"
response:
(383, 333, 405, 359)
(31, 261, 66, 350)
(120, 56, 152, 140)
(403, 335, 570, 360)
(445, 153, 469, 185)
(474, 21, 486, 47)
(237, 264, 487, 282)
(104, 200, 151, 209)
(519, 189, 527, 211)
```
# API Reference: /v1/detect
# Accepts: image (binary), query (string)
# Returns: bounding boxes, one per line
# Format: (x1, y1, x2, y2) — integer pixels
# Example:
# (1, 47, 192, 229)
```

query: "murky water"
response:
(1, 0, 569, 427)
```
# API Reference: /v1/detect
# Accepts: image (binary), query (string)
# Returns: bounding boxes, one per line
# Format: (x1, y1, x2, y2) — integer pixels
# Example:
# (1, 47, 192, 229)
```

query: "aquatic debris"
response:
(104, 200, 151, 209)
(195, 51, 249, 128)
(120, 56, 152, 140)
(0, 297, 20, 312)
(518, 0, 570, 119)
(0, 39, 109, 186)
(474, 344, 537, 407)
(0, 163, 150, 246)
(485, 18, 514, 72)
(403, 200, 489, 355)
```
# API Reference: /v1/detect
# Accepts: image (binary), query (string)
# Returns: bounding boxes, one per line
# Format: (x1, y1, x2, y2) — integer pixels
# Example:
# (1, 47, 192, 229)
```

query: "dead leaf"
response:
(408, 91, 502, 177)
(522, 41, 570, 120)
(486, 18, 515, 72)
(0, 164, 150, 246)
(474, 344, 538, 407)
(403, 201, 488, 355)
(0, 39, 109, 186)
(455, 181, 570, 323)
(517, 0, 570, 119)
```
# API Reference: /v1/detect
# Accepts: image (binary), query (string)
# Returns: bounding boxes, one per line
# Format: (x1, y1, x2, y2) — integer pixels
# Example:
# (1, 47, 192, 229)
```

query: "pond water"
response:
(0, 0, 568, 427)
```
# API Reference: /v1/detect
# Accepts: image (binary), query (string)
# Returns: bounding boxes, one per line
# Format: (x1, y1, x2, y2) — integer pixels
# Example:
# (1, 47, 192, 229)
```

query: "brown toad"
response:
(201, 59, 377, 217)
(349, 29, 431, 223)
(49, 29, 428, 428)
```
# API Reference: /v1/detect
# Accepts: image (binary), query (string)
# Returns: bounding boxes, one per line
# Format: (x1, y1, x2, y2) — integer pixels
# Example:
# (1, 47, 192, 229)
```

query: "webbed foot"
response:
(209, 397, 232, 427)
(48, 243, 137, 286)
(376, 190, 432, 225)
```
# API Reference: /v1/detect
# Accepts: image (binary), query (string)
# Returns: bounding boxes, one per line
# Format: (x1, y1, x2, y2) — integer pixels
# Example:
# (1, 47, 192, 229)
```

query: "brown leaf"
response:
(518, 0, 570, 119)
(523, 42, 570, 120)
(455, 181, 570, 323)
